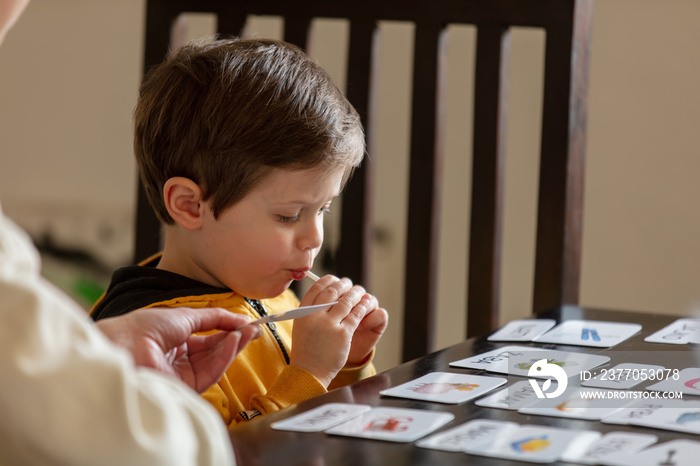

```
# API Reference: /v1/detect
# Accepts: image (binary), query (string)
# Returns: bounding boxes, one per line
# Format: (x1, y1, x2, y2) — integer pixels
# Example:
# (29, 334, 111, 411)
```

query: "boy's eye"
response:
(277, 214, 300, 224)
(277, 205, 330, 223)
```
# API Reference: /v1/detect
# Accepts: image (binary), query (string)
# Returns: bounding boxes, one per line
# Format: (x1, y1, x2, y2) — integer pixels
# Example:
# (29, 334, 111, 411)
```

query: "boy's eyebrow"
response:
(276, 194, 339, 206)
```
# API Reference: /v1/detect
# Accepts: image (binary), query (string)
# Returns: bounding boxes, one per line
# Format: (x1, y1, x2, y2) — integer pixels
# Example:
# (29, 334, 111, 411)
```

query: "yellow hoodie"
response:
(91, 258, 375, 427)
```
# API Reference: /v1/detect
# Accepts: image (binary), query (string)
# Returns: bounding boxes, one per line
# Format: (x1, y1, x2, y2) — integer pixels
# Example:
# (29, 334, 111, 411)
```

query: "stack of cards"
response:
(378, 372, 507, 404)
(449, 345, 610, 378)
(272, 403, 455, 443)
(645, 318, 700, 345)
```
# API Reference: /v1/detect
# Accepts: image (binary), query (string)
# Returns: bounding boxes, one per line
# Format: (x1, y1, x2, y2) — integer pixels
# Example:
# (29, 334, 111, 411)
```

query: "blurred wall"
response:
(1, 0, 699, 372)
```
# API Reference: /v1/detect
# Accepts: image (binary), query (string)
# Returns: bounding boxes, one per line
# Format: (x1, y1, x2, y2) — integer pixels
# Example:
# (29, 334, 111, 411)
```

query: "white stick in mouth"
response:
(305, 270, 320, 282)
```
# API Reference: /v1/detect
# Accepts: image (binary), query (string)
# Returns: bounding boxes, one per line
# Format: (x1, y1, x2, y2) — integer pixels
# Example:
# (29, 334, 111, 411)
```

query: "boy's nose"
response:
(298, 218, 323, 251)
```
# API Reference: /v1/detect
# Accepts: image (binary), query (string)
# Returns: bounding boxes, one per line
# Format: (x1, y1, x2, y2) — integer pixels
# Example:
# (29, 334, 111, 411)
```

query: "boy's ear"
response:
(163, 177, 205, 230)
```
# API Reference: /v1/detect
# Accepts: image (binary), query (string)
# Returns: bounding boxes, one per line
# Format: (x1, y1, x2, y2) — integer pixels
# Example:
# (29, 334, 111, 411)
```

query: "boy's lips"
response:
(289, 268, 310, 280)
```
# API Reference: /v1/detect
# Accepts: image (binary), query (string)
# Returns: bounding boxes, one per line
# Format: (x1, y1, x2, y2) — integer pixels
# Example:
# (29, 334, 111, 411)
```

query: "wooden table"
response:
(230, 306, 700, 465)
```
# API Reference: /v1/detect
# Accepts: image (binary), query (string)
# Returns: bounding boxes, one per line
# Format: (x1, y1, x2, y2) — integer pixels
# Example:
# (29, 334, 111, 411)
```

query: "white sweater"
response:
(0, 205, 234, 466)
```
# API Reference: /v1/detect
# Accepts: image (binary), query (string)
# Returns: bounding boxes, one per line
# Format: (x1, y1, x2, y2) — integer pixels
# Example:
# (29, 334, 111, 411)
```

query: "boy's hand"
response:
(291, 276, 372, 387)
(345, 294, 388, 366)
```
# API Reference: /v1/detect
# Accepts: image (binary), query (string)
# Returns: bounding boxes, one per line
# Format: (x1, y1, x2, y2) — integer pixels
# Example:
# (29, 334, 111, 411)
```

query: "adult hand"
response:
(95, 307, 261, 393)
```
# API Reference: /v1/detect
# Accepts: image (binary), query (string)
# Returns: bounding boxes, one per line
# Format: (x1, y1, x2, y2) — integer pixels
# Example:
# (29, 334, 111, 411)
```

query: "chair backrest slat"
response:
(534, 0, 592, 313)
(466, 24, 510, 344)
(335, 20, 376, 285)
(282, 17, 311, 49)
(401, 22, 443, 361)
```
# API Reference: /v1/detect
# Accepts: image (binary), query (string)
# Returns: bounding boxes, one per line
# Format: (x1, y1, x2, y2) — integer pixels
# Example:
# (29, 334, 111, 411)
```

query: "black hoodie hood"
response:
(90, 258, 230, 321)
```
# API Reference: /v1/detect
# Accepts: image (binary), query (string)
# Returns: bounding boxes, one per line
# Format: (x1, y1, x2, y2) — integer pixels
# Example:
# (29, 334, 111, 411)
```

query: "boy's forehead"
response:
(256, 166, 345, 202)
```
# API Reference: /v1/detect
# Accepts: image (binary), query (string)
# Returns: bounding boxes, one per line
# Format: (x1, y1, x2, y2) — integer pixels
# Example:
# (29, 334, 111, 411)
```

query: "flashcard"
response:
(533, 320, 641, 348)
(598, 440, 700, 466)
(644, 318, 700, 345)
(646, 368, 700, 396)
(600, 399, 670, 425)
(487, 319, 556, 342)
(449, 345, 534, 373)
(688, 328, 700, 344)
(519, 388, 634, 420)
(560, 431, 658, 465)
(379, 372, 507, 404)
(449, 345, 610, 379)
(475, 380, 558, 410)
(324, 407, 454, 443)
(582, 363, 667, 389)
(630, 400, 700, 435)
(465, 424, 600, 463)
(416, 419, 519, 452)
(270, 403, 371, 432)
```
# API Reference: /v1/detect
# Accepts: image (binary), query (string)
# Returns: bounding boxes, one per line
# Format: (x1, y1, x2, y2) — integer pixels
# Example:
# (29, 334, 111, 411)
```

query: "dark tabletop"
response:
(230, 306, 700, 465)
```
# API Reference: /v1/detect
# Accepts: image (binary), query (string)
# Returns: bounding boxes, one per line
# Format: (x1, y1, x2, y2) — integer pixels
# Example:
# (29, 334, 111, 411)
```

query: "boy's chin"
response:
(280, 279, 295, 293)
(246, 281, 294, 300)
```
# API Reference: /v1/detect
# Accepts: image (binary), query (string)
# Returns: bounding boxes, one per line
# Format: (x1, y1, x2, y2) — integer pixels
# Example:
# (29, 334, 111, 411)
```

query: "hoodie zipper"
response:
(244, 297, 290, 365)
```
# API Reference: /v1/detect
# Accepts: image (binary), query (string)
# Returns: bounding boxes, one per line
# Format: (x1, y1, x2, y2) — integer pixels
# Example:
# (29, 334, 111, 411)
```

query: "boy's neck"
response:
(157, 229, 225, 289)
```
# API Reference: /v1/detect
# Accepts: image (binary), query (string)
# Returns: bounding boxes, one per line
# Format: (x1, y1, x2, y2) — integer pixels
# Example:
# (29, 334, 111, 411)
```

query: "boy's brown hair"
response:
(134, 37, 365, 224)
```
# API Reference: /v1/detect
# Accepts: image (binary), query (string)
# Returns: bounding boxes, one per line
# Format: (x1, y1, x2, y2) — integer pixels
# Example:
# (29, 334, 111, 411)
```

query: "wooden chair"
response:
(135, 0, 593, 362)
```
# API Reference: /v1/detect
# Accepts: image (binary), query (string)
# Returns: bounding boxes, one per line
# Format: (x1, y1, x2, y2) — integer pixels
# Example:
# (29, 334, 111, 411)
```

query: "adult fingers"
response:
(187, 331, 243, 393)
(173, 307, 252, 334)
(236, 325, 263, 349)
(188, 325, 261, 361)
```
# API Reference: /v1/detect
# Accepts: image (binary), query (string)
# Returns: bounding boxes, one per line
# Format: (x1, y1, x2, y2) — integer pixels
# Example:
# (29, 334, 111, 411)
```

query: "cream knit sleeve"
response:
(0, 209, 234, 466)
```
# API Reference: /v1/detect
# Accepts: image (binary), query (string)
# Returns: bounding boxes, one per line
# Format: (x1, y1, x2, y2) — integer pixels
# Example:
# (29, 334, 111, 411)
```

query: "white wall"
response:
(1, 0, 699, 372)
(0, 0, 143, 267)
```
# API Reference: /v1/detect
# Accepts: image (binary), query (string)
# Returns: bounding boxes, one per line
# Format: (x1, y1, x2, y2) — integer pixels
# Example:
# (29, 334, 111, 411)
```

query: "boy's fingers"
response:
(357, 307, 389, 332)
(339, 292, 372, 327)
(300, 275, 337, 304)
(329, 286, 365, 318)
(301, 276, 353, 307)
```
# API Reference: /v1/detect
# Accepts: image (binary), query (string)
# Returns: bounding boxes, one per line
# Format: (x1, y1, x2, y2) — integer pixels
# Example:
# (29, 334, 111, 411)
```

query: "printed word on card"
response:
(450, 345, 609, 378)
(271, 403, 371, 432)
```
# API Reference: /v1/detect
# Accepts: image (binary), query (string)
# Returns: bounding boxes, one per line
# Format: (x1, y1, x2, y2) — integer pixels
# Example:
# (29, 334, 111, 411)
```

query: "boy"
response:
(91, 37, 388, 427)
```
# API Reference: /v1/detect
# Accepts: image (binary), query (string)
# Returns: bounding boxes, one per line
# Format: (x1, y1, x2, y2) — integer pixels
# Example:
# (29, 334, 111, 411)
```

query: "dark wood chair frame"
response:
(135, 0, 593, 362)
